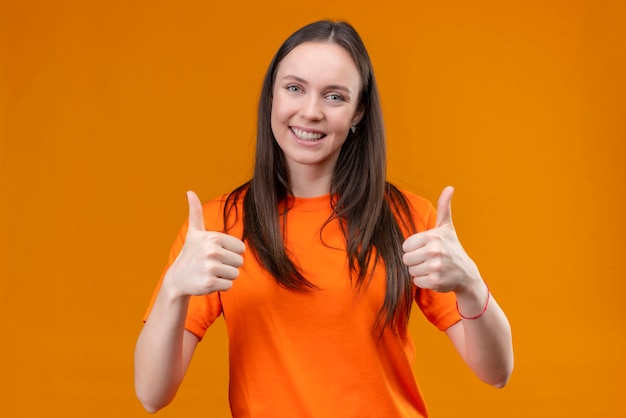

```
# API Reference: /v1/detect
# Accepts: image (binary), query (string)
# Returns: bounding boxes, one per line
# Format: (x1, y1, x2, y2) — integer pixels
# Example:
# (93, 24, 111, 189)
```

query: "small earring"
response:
(350, 123, 357, 134)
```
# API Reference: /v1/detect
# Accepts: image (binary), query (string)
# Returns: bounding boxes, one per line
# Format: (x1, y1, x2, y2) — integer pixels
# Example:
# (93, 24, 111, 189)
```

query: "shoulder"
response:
(397, 189, 434, 212)
(388, 186, 437, 232)
(200, 190, 242, 227)
(201, 183, 248, 217)
(199, 194, 229, 224)
(204, 185, 250, 234)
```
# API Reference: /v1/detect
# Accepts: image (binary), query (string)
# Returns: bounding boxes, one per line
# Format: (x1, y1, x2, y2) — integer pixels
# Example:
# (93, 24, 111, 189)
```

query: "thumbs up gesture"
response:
(164, 191, 246, 297)
(402, 187, 481, 293)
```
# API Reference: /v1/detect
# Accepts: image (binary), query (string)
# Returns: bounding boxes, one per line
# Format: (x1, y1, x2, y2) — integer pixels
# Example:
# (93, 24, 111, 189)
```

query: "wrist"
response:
(453, 272, 484, 297)
(162, 271, 192, 305)
(455, 280, 490, 320)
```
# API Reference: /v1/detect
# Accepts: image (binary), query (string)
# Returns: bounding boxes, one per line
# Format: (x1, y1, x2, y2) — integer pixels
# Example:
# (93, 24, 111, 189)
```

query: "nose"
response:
(300, 95, 323, 120)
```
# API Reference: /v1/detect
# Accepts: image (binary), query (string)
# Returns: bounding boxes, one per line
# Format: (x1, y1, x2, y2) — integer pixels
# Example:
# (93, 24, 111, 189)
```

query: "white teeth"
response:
(292, 128, 324, 141)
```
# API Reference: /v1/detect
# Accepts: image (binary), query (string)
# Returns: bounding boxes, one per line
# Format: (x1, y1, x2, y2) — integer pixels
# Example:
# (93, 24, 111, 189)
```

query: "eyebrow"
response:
(281, 75, 353, 95)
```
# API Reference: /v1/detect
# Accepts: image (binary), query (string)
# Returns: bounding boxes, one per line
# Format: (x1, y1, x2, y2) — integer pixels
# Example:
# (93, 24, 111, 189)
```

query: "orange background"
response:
(1, 1, 624, 417)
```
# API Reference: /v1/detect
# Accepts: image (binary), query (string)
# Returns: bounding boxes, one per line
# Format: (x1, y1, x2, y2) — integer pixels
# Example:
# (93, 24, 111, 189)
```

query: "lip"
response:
(290, 127, 327, 146)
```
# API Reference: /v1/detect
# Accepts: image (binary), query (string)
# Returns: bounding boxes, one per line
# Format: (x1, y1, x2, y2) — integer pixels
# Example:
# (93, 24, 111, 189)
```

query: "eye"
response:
(286, 85, 301, 93)
(326, 93, 345, 102)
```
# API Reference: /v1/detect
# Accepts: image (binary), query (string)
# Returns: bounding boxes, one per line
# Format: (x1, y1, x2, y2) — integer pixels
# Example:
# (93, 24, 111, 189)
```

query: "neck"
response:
(287, 163, 333, 198)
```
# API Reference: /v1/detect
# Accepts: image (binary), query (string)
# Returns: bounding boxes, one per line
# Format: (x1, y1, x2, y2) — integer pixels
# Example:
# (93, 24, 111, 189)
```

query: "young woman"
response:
(134, 20, 513, 417)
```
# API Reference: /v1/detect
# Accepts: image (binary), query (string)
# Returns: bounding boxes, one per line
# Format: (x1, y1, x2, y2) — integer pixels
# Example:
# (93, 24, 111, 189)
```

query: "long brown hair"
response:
(224, 20, 417, 333)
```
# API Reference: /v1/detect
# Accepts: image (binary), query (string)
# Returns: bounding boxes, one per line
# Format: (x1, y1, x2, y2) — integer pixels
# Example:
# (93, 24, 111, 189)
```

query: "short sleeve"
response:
(142, 197, 228, 340)
(415, 289, 460, 331)
(403, 189, 462, 331)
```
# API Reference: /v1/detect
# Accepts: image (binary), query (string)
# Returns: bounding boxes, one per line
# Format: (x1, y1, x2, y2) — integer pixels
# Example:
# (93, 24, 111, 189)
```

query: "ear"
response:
(352, 105, 365, 126)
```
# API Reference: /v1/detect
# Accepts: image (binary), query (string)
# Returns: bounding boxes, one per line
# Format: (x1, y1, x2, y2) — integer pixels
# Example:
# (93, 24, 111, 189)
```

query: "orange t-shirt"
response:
(145, 190, 460, 417)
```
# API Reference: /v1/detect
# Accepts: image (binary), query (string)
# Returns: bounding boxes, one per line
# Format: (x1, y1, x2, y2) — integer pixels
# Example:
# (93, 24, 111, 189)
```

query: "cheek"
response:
(270, 95, 287, 128)
(270, 100, 292, 148)
(270, 102, 282, 138)
(331, 113, 353, 137)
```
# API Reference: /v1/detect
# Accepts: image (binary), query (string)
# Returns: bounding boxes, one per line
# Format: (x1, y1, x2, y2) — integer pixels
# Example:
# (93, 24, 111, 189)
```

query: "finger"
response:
(211, 264, 242, 281)
(221, 251, 244, 269)
(402, 234, 420, 253)
(402, 229, 435, 253)
(186, 190, 206, 232)
(194, 277, 235, 295)
(436, 186, 455, 228)
(402, 245, 427, 267)
(412, 275, 436, 290)
(218, 233, 246, 255)
(211, 278, 235, 292)
(407, 257, 441, 278)
(213, 244, 244, 269)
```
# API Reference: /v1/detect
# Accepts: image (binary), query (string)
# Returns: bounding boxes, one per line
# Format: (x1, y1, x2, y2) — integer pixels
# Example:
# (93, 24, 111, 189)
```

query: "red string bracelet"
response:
(456, 283, 490, 320)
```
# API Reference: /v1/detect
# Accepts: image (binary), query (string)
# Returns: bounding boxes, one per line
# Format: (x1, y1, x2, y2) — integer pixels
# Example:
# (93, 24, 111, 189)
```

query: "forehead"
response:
(275, 41, 361, 89)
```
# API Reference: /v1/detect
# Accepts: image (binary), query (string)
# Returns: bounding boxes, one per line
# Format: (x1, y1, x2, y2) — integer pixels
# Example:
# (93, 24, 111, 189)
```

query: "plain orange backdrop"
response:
(1, 1, 624, 417)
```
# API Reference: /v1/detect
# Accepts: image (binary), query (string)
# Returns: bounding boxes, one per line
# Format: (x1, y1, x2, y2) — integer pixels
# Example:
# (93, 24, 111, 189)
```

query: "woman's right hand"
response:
(163, 191, 245, 298)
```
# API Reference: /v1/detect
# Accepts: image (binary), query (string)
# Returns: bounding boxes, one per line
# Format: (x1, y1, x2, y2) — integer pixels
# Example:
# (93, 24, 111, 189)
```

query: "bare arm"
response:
(445, 281, 513, 387)
(134, 191, 245, 412)
(134, 290, 199, 412)
(403, 187, 513, 387)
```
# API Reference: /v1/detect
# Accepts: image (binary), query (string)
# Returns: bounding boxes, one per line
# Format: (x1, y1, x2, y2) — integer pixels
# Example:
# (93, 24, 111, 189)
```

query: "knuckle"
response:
(426, 232, 443, 246)
(205, 247, 220, 259)
(424, 247, 437, 258)
(205, 231, 220, 240)
(430, 258, 443, 272)
(201, 276, 225, 293)
(206, 263, 221, 277)
(425, 276, 439, 289)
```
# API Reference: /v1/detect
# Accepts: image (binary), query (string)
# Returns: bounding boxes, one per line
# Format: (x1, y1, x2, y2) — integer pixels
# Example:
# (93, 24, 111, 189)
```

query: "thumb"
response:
(436, 186, 455, 228)
(186, 191, 206, 232)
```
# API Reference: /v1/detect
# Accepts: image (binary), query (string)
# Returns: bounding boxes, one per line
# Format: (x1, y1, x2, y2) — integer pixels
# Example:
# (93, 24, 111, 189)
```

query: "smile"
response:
(291, 127, 326, 141)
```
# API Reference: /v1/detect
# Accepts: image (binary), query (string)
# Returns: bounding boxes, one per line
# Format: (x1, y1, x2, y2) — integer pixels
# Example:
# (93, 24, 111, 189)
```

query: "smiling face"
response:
(271, 41, 363, 188)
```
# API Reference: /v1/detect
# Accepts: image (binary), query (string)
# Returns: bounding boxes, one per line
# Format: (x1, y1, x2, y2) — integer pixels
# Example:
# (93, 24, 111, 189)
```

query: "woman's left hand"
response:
(402, 186, 482, 293)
